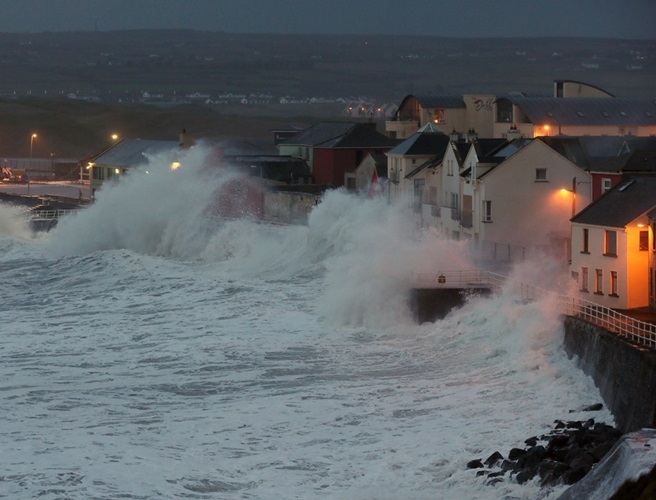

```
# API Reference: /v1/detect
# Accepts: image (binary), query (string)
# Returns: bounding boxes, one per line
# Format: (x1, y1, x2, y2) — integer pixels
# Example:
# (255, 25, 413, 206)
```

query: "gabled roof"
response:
(572, 176, 656, 228)
(397, 94, 467, 110)
(472, 138, 509, 162)
(387, 131, 449, 156)
(405, 156, 443, 179)
(501, 96, 656, 126)
(279, 122, 395, 149)
(91, 139, 179, 168)
(621, 150, 656, 174)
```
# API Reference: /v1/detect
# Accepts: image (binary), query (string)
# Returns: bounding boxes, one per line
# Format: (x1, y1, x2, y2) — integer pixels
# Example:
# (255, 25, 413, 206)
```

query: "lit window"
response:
(582, 228, 589, 253)
(595, 269, 603, 294)
(433, 109, 445, 123)
(604, 230, 617, 256)
(535, 168, 547, 181)
(640, 231, 648, 251)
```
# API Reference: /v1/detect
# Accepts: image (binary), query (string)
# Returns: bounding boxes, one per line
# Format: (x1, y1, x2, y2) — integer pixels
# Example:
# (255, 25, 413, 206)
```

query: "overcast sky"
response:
(1, 0, 654, 38)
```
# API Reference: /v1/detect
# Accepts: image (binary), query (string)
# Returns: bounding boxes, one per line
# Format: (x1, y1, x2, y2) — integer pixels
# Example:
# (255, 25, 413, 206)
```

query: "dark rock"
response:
(524, 436, 538, 447)
(488, 471, 506, 478)
(562, 466, 587, 485)
(569, 452, 595, 473)
(523, 445, 547, 470)
(484, 451, 504, 467)
(546, 433, 569, 449)
(589, 441, 615, 461)
(508, 448, 527, 460)
(582, 403, 603, 412)
(467, 459, 483, 469)
(515, 469, 536, 484)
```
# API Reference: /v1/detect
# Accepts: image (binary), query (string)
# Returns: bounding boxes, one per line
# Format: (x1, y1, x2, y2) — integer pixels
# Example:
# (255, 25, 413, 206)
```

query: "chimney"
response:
(179, 128, 195, 148)
(506, 124, 522, 141)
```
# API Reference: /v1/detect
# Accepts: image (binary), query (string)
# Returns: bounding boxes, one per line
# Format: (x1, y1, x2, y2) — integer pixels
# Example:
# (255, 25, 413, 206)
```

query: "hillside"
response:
(0, 31, 653, 159)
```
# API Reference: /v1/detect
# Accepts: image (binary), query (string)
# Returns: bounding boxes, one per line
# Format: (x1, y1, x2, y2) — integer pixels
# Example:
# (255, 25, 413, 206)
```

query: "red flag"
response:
(368, 167, 381, 198)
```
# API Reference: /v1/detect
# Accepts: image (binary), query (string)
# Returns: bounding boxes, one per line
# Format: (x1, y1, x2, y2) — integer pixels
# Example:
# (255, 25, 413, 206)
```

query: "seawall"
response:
(411, 288, 492, 323)
(563, 316, 656, 434)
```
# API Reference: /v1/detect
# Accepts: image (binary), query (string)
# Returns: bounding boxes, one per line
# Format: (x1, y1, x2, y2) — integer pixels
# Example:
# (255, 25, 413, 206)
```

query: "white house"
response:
(436, 138, 594, 264)
(570, 176, 656, 310)
(385, 123, 450, 207)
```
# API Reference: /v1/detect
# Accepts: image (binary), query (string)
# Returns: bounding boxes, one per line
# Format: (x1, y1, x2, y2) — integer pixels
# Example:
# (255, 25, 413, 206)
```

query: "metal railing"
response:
(516, 279, 656, 350)
(413, 270, 656, 349)
(30, 209, 79, 220)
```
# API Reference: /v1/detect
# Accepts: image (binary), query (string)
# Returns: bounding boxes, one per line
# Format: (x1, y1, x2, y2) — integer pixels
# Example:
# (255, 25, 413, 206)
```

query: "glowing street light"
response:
(29, 133, 37, 166)
(111, 133, 119, 141)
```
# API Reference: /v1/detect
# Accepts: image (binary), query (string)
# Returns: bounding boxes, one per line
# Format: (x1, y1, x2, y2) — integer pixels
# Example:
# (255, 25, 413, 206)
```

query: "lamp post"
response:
(29, 133, 37, 165)
(570, 176, 577, 218)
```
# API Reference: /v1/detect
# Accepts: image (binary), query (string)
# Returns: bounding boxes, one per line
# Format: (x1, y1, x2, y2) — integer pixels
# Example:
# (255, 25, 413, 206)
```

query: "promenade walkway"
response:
(414, 269, 656, 350)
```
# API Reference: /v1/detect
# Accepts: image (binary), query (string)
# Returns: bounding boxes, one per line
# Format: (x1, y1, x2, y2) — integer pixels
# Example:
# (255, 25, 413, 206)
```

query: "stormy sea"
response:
(0, 146, 615, 499)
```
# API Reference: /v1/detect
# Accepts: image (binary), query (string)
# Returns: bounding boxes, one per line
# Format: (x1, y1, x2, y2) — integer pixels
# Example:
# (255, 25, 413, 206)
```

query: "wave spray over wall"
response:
(0, 145, 618, 499)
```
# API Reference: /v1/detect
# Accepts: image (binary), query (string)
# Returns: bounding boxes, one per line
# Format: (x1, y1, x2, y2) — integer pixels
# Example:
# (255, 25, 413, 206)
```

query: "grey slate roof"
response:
(400, 94, 467, 109)
(571, 176, 656, 227)
(405, 156, 443, 179)
(92, 139, 179, 168)
(502, 96, 656, 126)
(279, 122, 395, 149)
(387, 131, 450, 156)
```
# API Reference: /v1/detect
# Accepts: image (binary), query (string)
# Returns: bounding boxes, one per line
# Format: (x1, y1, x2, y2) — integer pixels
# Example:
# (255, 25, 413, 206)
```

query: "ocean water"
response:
(0, 148, 614, 499)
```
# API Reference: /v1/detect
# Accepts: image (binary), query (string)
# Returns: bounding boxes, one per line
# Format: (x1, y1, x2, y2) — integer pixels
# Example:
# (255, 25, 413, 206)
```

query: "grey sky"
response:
(1, 0, 654, 38)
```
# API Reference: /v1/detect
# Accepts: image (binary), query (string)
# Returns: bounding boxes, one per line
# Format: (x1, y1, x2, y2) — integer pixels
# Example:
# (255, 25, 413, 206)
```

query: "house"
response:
(278, 122, 396, 188)
(570, 177, 656, 310)
(541, 136, 656, 201)
(385, 122, 451, 206)
(386, 80, 656, 140)
(86, 138, 181, 193)
(434, 137, 594, 264)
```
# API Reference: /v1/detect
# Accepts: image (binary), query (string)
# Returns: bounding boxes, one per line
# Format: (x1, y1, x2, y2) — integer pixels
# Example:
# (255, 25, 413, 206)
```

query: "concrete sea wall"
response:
(563, 316, 656, 434)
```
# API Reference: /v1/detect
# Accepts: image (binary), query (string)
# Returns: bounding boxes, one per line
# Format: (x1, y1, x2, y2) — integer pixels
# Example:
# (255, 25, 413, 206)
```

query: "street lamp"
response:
(29, 133, 37, 167)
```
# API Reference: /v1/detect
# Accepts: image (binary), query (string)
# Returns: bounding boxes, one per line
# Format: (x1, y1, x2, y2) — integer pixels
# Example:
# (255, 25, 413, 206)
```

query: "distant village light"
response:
(170, 162, 180, 171)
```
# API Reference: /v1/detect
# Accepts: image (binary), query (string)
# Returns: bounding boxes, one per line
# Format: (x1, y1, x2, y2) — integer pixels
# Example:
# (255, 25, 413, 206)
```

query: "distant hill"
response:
(1, 31, 653, 100)
(0, 31, 653, 159)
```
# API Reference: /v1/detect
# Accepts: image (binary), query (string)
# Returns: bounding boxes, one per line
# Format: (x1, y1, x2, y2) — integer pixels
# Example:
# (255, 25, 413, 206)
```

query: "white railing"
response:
(30, 209, 79, 220)
(515, 280, 656, 350)
(413, 270, 656, 350)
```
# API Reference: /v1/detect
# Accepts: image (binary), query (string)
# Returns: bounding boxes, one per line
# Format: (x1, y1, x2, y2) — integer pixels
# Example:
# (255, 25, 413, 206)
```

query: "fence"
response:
(29, 209, 79, 220)
(414, 269, 656, 350)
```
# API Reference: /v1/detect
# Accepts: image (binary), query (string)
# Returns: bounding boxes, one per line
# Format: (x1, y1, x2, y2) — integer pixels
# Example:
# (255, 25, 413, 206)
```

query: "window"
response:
(428, 187, 438, 205)
(582, 228, 589, 253)
(581, 267, 589, 292)
(610, 271, 618, 297)
(604, 230, 617, 256)
(640, 231, 648, 251)
(92, 166, 105, 180)
(433, 109, 445, 123)
(450, 192, 459, 210)
(483, 200, 492, 222)
(447, 160, 454, 176)
(601, 178, 612, 194)
(595, 269, 603, 294)
(535, 168, 547, 181)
